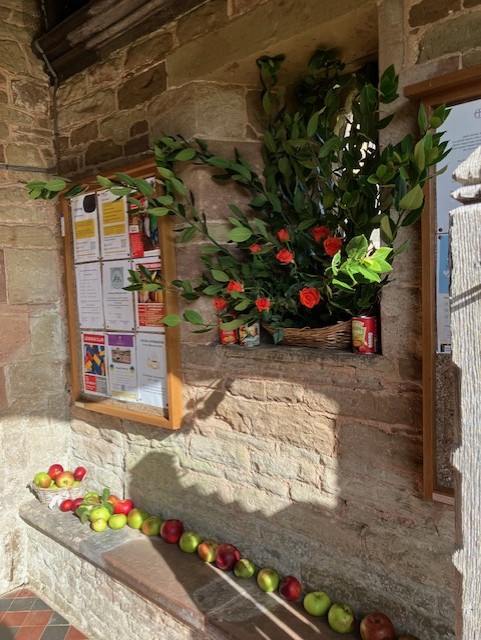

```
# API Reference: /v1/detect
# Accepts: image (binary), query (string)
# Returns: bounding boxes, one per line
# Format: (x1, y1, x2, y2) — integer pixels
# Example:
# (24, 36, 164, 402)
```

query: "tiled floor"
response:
(0, 588, 88, 640)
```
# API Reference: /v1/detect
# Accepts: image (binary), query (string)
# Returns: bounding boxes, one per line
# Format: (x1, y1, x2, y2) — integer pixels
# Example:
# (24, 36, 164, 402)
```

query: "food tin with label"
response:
(352, 316, 378, 354)
(218, 317, 238, 345)
(238, 321, 261, 347)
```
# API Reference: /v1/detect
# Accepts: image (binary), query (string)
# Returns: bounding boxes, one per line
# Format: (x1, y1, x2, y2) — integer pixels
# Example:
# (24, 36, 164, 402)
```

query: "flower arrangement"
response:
(27, 50, 449, 344)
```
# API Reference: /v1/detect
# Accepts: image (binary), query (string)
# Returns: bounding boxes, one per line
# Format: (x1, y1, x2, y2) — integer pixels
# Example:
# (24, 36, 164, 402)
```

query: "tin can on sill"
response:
(238, 321, 260, 347)
(218, 317, 239, 345)
(352, 316, 378, 354)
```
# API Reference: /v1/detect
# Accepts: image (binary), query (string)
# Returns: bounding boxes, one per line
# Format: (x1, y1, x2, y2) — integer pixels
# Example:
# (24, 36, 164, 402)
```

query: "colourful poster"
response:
(127, 177, 160, 258)
(133, 257, 164, 332)
(82, 332, 108, 396)
(106, 333, 138, 401)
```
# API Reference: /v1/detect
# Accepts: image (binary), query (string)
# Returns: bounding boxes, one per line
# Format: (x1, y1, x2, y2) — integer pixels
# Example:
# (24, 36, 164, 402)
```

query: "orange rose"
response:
(249, 244, 262, 253)
(299, 287, 321, 309)
(276, 248, 295, 264)
(310, 225, 330, 243)
(226, 280, 244, 293)
(276, 228, 290, 242)
(255, 298, 270, 312)
(214, 298, 227, 310)
(323, 237, 343, 257)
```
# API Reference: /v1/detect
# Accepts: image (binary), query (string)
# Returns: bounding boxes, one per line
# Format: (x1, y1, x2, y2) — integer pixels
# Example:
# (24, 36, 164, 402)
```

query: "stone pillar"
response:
(450, 146, 481, 639)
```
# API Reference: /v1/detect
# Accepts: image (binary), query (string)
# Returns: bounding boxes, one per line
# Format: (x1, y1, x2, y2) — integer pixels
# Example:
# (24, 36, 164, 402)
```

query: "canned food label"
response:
(238, 321, 260, 347)
(352, 317, 377, 354)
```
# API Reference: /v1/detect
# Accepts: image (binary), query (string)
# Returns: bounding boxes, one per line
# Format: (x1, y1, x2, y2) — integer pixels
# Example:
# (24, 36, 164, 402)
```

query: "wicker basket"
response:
(263, 319, 352, 350)
(30, 480, 86, 507)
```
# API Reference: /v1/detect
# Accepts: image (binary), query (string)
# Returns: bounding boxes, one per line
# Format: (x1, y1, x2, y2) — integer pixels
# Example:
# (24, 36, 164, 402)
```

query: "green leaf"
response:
(346, 235, 368, 259)
(228, 226, 252, 243)
(414, 140, 425, 172)
(357, 265, 381, 282)
(134, 178, 154, 196)
(28, 188, 43, 199)
(380, 214, 394, 243)
(147, 207, 170, 216)
(253, 217, 269, 239)
(181, 227, 197, 242)
(234, 299, 250, 311)
(262, 91, 271, 115)
(399, 184, 424, 211)
(307, 111, 319, 137)
(175, 148, 197, 161)
(264, 131, 277, 152)
(97, 175, 114, 188)
(162, 314, 181, 326)
(418, 104, 428, 132)
(332, 278, 354, 291)
(110, 187, 132, 197)
(183, 310, 204, 325)
(171, 178, 186, 196)
(202, 284, 224, 295)
(211, 270, 230, 282)
(207, 156, 231, 169)
(45, 178, 67, 192)
(219, 317, 246, 330)
(114, 172, 138, 187)
(157, 166, 175, 179)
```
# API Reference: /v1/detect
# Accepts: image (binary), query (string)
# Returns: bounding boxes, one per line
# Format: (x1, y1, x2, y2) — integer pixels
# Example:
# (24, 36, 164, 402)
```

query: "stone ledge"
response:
(20, 500, 357, 639)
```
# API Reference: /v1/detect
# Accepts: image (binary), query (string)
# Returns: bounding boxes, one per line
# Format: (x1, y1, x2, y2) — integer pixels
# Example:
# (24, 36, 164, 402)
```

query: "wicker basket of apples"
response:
(30, 464, 87, 506)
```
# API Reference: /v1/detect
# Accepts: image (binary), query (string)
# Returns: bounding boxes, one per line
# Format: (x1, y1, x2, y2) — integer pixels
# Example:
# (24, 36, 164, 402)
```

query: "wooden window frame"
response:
(405, 64, 481, 503)
(63, 158, 183, 430)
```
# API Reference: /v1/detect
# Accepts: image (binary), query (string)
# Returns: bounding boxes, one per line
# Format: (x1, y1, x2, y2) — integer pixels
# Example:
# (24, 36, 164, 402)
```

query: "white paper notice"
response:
(436, 99, 481, 232)
(102, 260, 135, 331)
(75, 262, 104, 329)
(133, 257, 164, 332)
(98, 189, 130, 260)
(106, 333, 138, 401)
(71, 192, 100, 263)
(137, 332, 168, 408)
(82, 332, 108, 396)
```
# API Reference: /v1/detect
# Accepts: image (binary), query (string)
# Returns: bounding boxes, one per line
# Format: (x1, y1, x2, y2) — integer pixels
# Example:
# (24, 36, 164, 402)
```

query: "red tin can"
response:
(352, 316, 378, 354)
(218, 317, 238, 345)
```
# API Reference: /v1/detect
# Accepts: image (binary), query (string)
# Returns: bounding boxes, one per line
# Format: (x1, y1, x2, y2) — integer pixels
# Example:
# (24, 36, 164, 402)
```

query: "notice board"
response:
(62, 158, 182, 430)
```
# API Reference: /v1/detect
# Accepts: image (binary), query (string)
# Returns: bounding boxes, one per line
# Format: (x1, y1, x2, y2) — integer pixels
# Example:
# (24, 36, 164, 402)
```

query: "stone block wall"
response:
(32, 0, 481, 637)
(0, 0, 71, 594)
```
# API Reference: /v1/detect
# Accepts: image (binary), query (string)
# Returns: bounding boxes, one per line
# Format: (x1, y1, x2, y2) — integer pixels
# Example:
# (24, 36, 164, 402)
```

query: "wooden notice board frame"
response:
(405, 64, 481, 503)
(62, 158, 183, 430)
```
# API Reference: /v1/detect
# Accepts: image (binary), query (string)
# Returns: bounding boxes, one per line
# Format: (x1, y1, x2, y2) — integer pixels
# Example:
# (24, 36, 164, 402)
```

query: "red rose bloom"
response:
(276, 228, 290, 242)
(255, 298, 270, 312)
(323, 237, 343, 257)
(226, 280, 244, 293)
(276, 248, 295, 264)
(249, 244, 262, 253)
(310, 225, 330, 243)
(214, 298, 227, 310)
(299, 287, 321, 309)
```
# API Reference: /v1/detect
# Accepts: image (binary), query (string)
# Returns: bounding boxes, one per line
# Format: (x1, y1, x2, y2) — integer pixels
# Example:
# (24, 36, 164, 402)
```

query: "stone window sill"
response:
(20, 500, 355, 639)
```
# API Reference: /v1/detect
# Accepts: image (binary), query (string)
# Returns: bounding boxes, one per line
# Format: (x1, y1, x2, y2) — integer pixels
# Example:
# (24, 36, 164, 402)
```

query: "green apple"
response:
(303, 591, 332, 617)
(108, 513, 127, 530)
(127, 508, 150, 529)
(91, 518, 108, 532)
(234, 558, 255, 579)
(179, 531, 202, 553)
(84, 492, 100, 501)
(141, 515, 164, 536)
(89, 506, 111, 523)
(328, 603, 355, 634)
(72, 480, 81, 486)
(256, 568, 280, 592)
(34, 472, 52, 488)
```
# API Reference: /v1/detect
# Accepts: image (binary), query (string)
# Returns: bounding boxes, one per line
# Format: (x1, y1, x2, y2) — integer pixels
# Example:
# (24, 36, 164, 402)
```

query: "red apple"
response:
(160, 519, 184, 544)
(197, 539, 219, 563)
(215, 543, 240, 571)
(279, 575, 302, 602)
(48, 464, 64, 480)
(71, 497, 84, 511)
(360, 613, 395, 640)
(55, 471, 75, 488)
(141, 516, 164, 536)
(113, 499, 135, 515)
(34, 472, 52, 488)
(73, 466, 87, 481)
(60, 499, 74, 512)
(106, 494, 120, 506)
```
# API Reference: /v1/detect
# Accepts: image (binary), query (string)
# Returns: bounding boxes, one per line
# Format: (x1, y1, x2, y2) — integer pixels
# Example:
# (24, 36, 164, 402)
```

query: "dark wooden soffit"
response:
(37, 0, 207, 82)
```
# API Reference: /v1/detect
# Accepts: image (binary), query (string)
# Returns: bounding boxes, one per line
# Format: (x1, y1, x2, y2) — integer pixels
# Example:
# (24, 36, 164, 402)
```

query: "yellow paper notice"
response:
(74, 218, 95, 239)
(104, 223, 126, 236)
(102, 200, 125, 225)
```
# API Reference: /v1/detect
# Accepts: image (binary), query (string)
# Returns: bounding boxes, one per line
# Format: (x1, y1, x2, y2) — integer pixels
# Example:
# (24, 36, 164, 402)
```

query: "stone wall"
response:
(44, 0, 481, 637)
(0, 0, 71, 594)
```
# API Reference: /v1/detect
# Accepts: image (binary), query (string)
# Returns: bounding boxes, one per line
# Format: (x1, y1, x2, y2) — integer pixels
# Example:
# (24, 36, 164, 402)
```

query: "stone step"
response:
(20, 500, 359, 639)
